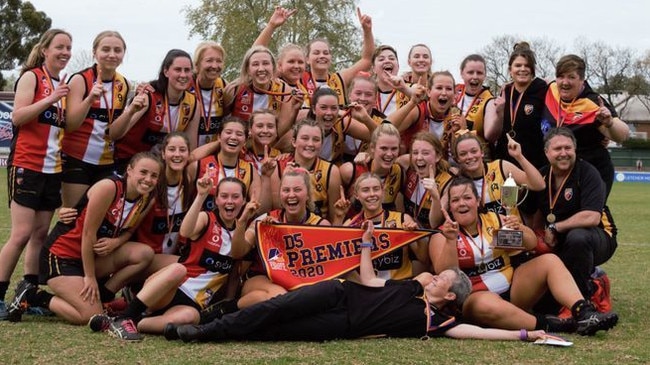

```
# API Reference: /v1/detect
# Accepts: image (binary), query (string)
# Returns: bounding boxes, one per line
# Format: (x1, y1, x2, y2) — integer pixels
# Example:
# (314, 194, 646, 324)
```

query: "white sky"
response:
(22, 0, 650, 82)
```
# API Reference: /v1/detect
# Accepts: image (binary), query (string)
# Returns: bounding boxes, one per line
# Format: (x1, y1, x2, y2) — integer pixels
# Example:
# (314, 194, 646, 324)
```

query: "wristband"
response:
(519, 329, 528, 341)
(360, 242, 373, 248)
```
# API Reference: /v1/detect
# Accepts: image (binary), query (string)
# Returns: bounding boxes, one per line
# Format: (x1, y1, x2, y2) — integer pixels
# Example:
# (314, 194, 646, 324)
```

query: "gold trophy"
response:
(494, 173, 528, 249)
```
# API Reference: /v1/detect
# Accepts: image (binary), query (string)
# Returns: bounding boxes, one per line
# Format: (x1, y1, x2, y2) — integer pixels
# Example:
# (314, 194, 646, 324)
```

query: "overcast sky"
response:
(22, 0, 650, 82)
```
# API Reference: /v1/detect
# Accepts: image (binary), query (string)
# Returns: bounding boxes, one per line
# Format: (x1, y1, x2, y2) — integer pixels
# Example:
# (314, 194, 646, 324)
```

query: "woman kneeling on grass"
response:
(8, 152, 160, 326)
(429, 176, 618, 336)
(88, 176, 258, 341)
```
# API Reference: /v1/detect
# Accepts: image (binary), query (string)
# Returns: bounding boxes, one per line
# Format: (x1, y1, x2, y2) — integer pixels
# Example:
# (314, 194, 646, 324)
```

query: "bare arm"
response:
(80, 180, 116, 304)
(327, 165, 343, 223)
(358, 221, 386, 287)
(65, 74, 102, 131)
(12, 72, 69, 127)
(179, 173, 212, 239)
(503, 134, 545, 191)
(338, 8, 374, 84)
(429, 208, 460, 273)
(253, 6, 297, 47)
(445, 324, 546, 341)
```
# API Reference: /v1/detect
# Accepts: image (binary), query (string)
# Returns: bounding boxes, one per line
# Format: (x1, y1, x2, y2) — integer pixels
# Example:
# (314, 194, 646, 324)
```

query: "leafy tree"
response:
(0, 0, 51, 88)
(574, 38, 637, 106)
(184, 0, 362, 80)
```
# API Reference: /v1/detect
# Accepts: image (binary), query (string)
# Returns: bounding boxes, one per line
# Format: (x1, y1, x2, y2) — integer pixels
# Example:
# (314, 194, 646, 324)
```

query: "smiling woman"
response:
(110, 49, 200, 174)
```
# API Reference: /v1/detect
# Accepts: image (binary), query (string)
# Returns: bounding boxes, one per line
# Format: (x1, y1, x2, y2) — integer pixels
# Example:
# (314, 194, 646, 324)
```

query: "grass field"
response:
(0, 169, 649, 365)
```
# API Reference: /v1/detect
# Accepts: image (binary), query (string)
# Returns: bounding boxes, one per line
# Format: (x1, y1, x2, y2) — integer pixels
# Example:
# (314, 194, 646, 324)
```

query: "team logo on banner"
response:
(256, 222, 435, 290)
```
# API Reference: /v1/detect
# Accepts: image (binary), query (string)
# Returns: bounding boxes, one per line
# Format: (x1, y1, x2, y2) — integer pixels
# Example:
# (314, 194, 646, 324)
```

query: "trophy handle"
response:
(516, 184, 529, 207)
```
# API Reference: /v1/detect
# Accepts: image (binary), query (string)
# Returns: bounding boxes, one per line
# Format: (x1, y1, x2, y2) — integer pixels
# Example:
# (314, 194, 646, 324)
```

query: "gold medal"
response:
(546, 213, 556, 223)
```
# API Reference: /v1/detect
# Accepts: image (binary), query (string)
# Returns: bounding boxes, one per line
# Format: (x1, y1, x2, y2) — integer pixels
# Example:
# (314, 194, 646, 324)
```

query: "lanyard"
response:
(459, 218, 485, 265)
(557, 97, 578, 127)
(196, 85, 214, 132)
(98, 72, 117, 126)
(508, 83, 529, 136)
(377, 90, 397, 114)
(547, 166, 574, 222)
(41, 65, 64, 126)
(163, 93, 181, 132)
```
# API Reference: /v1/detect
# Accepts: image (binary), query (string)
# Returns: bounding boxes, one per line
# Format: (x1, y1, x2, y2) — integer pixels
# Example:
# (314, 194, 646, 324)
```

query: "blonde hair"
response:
(193, 41, 226, 72)
(353, 172, 383, 193)
(237, 46, 276, 86)
(281, 168, 316, 212)
(370, 122, 400, 147)
(21, 29, 72, 75)
(92, 31, 126, 53)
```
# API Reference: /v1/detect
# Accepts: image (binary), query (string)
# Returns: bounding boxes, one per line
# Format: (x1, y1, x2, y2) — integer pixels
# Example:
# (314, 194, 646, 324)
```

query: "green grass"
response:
(1, 170, 649, 365)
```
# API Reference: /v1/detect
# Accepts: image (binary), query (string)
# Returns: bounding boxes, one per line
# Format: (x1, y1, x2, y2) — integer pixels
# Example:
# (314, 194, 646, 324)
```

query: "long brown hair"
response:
(21, 29, 72, 75)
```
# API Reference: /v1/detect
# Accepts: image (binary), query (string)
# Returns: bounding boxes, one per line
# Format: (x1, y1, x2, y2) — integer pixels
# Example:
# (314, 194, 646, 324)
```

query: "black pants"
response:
(202, 280, 350, 341)
(557, 227, 617, 297)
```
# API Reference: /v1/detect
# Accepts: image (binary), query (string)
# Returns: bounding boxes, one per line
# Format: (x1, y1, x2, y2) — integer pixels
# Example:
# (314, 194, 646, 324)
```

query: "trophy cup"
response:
(494, 173, 528, 249)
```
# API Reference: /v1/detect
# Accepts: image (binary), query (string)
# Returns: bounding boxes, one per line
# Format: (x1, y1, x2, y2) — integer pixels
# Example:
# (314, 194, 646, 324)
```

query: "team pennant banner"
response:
(255, 222, 435, 290)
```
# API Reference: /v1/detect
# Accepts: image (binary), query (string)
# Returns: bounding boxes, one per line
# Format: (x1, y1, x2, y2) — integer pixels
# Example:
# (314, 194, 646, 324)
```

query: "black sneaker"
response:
(163, 323, 179, 341)
(177, 324, 211, 343)
(108, 317, 143, 341)
(545, 315, 578, 333)
(7, 280, 37, 322)
(575, 302, 619, 336)
(88, 313, 112, 332)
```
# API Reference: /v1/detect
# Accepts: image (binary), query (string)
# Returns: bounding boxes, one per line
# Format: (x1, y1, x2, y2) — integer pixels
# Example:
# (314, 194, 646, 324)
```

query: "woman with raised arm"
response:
(1, 29, 73, 320)
(111, 49, 200, 174)
(429, 176, 618, 336)
(223, 46, 302, 140)
(192, 41, 228, 147)
(8, 152, 160, 329)
(302, 7, 374, 106)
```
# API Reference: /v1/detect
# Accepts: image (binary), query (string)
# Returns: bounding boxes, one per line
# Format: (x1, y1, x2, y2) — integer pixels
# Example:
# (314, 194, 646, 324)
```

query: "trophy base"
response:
(494, 229, 524, 249)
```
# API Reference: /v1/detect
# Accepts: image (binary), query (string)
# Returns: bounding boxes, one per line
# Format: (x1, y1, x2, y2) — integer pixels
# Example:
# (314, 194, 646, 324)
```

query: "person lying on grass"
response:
(164, 221, 551, 343)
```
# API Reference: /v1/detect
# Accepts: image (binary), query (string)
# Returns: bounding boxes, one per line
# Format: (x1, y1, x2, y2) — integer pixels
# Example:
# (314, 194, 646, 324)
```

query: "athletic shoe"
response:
(163, 323, 179, 341)
(108, 317, 143, 341)
(545, 315, 577, 333)
(176, 324, 211, 343)
(0, 300, 8, 320)
(574, 302, 618, 336)
(88, 313, 112, 332)
(7, 280, 36, 322)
